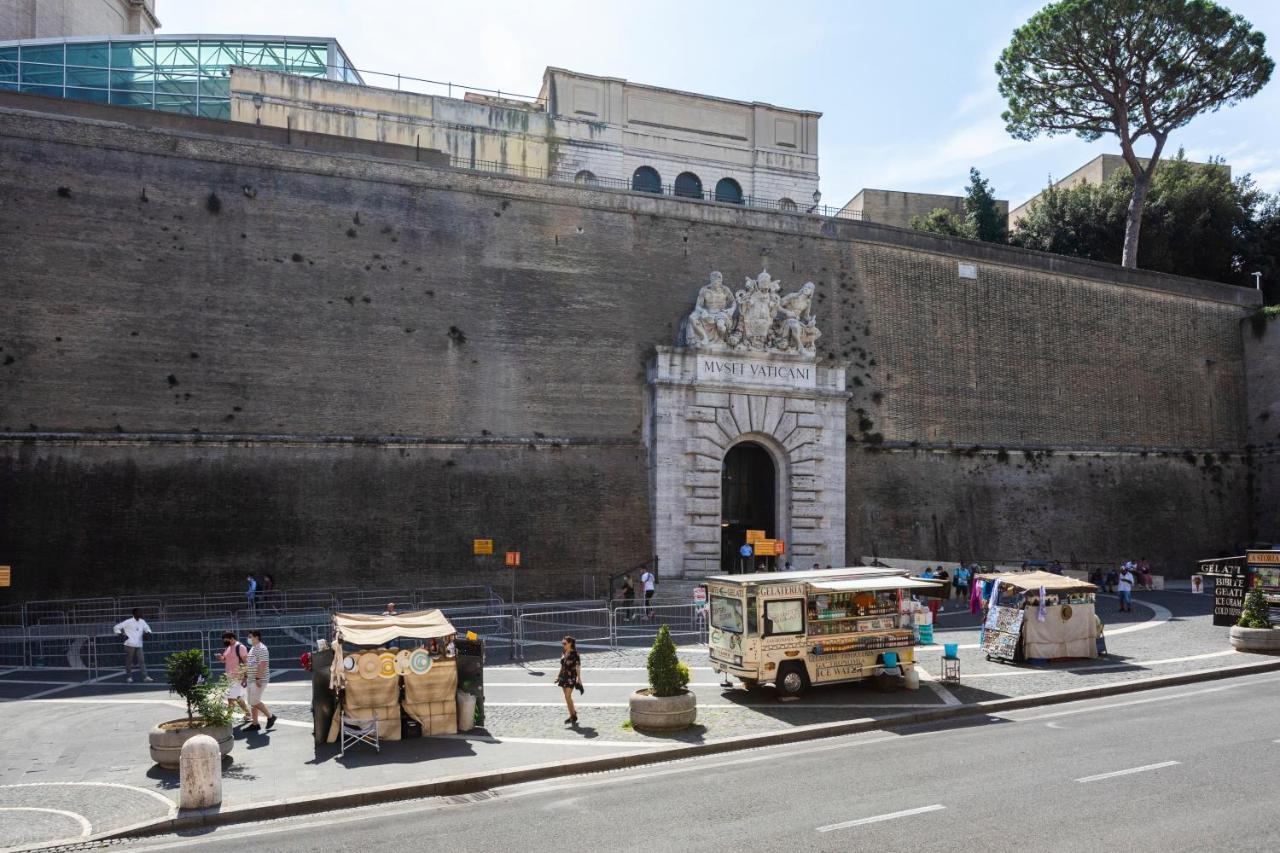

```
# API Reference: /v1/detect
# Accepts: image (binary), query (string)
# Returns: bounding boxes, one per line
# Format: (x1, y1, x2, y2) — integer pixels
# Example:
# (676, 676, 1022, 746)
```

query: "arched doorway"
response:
(720, 441, 776, 573)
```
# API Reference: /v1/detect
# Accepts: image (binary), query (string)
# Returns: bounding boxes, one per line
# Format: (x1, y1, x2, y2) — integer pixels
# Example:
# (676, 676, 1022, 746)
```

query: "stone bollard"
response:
(179, 734, 222, 810)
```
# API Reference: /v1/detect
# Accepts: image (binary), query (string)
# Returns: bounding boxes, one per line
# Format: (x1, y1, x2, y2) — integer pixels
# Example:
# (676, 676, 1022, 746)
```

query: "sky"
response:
(159, 0, 1280, 209)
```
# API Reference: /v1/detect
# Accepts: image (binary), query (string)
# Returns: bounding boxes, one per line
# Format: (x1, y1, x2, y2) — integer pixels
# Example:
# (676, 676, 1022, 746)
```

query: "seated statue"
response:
(683, 271, 737, 349)
(775, 281, 816, 352)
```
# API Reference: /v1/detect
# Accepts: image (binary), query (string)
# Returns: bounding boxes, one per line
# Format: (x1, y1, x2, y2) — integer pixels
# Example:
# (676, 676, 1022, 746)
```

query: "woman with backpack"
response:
(220, 630, 251, 724)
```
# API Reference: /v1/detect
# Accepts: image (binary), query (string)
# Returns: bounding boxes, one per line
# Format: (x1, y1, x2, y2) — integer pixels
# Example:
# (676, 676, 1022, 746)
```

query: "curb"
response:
(108, 655, 1280, 839)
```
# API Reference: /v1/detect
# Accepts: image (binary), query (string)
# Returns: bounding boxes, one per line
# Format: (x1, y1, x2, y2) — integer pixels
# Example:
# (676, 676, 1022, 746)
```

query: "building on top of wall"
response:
(1008, 153, 1231, 228)
(840, 188, 1009, 230)
(229, 64, 821, 211)
(1, 0, 159, 41)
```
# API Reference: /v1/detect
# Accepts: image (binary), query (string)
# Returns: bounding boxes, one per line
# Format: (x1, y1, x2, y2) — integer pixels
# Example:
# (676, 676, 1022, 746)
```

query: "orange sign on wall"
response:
(505, 551, 522, 567)
(746, 530, 766, 544)
(473, 539, 494, 556)
(0, 565, 9, 587)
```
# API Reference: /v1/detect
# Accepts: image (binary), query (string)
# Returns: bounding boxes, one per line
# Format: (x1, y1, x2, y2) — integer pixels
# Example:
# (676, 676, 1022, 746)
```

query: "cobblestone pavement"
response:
(0, 588, 1269, 849)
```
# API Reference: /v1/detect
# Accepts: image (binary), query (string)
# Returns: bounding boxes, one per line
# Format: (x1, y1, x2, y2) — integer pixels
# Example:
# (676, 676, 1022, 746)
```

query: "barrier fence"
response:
(0, 600, 709, 676)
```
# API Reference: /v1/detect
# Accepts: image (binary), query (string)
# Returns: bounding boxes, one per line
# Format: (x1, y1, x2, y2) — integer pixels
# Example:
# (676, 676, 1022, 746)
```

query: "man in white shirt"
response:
(244, 629, 276, 732)
(1117, 565, 1135, 613)
(640, 568, 656, 620)
(113, 608, 154, 683)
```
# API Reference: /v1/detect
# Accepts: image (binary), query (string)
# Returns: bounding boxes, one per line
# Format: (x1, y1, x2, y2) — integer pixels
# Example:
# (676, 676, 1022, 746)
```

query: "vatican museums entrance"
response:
(720, 441, 777, 573)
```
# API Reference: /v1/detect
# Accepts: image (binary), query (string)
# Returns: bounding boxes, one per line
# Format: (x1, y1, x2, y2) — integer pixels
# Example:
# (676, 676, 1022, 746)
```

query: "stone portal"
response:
(648, 270, 848, 578)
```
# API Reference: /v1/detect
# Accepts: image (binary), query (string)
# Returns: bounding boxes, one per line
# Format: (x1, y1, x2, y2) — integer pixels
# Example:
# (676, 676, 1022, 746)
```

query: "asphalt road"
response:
(116, 670, 1280, 853)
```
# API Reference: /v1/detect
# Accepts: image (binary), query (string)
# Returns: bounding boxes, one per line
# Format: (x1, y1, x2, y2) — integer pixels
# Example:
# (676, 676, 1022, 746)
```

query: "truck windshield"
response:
(711, 594, 744, 633)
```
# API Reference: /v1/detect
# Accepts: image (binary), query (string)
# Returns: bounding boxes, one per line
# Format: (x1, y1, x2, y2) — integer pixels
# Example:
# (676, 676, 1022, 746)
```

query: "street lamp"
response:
(806, 189, 822, 214)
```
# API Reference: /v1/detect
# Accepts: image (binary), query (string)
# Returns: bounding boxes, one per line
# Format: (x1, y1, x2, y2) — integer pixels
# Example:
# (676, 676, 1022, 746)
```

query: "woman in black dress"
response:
(556, 635, 581, 725)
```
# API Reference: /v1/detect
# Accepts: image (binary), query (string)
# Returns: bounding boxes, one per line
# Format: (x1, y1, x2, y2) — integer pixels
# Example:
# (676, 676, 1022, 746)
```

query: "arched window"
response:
(631, 166, 662, 194)
(715, 177, 743, 204)
(777, 197, 797, 212)
(574, 170, 598, 186)
(674, 172, 703, 199)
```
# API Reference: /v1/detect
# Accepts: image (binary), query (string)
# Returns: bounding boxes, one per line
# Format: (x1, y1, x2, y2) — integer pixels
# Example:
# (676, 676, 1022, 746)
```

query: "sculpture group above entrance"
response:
(682, 269, 821, 357)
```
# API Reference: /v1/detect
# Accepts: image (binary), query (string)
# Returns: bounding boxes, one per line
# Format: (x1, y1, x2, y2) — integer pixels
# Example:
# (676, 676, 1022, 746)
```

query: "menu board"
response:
(1199, 556, 1249, 627)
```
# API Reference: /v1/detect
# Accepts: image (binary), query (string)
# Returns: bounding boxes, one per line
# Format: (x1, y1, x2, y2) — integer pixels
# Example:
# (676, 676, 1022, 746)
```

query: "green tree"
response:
(910, 169, 1007, 243)
(997, 0, 1273, 269)
(1011, 150, 1265, 284)
(910, 206, 972, 238)
(1241, 194, 1280, 303)
(964, 168, 1007, 243)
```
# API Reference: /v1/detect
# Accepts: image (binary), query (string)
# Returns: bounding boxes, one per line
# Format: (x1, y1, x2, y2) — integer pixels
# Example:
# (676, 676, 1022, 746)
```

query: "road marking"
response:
(0, 806, 92, 842)
(0, 780, 177, 811)
(816, 804, 946, 832)
(916, 669, 962, 706)
(482, 681, 729, 687)
(1001, 677, 1280, 722)
(436, 734, 665, 749)
(17, 670, 120, 700)
(948, 649, 1239, 678)
(1075, 760, 1179, 783)
(482, 701, 939, 709)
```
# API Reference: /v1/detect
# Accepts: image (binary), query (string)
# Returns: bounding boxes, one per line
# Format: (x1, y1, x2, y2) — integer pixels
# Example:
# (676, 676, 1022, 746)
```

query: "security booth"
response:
(974, 571, 1098, 664)
(707, 566, 945, 695)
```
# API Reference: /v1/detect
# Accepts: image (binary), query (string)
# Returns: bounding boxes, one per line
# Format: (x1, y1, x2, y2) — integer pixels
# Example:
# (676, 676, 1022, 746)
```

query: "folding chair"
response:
(340, 709, 380, 755)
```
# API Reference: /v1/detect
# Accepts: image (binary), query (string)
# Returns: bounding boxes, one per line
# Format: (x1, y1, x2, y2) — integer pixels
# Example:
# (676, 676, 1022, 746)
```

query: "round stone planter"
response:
(1229, 625, 1280, 654)
(149, 719, 234, 769)
(629, 689, 697, 731)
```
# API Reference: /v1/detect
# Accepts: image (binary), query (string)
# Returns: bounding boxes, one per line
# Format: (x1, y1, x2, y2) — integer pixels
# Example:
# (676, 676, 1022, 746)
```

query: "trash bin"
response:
(456, 691, 477, 732)
(943, 643, 959, 659)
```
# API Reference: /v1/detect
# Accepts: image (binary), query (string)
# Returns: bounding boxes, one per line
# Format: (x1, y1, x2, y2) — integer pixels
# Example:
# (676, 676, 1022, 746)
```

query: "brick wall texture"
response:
(0, 102, 1263, 598)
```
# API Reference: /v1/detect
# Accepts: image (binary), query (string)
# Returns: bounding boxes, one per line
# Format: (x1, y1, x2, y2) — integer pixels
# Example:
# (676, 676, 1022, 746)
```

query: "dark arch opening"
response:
(721, 441, 777, 573)
(715, 177, 743, 204)
(674, 171, 703, 199)
(631, 166, 662, 194)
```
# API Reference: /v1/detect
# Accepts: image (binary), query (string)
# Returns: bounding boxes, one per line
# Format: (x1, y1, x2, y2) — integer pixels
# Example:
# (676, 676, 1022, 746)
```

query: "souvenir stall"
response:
(974, 571, 1098, 664)
(320, 609, 479, 746)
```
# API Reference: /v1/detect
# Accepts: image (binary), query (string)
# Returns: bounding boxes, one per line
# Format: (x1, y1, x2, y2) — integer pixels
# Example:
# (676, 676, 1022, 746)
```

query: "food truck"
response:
(706, 567, 944, 695)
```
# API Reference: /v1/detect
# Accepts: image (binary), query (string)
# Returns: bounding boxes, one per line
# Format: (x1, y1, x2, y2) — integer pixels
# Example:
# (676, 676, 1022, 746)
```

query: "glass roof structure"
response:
(0, 34, 361, 121)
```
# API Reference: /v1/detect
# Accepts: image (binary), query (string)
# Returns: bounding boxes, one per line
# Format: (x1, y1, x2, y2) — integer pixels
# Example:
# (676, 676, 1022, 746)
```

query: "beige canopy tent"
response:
(329, 609, 456, 690)
(975, 570, 1097, 593)
(975, 571, 1099, 661)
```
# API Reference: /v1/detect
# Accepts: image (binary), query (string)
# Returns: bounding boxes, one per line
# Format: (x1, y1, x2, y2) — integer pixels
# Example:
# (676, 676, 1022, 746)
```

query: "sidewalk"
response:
(0, 590, 1268, 846)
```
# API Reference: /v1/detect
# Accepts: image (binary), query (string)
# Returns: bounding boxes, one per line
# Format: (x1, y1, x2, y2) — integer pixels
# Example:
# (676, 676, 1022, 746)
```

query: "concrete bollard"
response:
(179, 734, 222, 810)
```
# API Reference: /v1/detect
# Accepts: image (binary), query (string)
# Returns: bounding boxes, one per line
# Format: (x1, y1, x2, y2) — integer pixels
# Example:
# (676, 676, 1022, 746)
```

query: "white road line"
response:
(1000, 677, 1280, 722)
(0, 781, 177, 811)
(482, 701, 940, 709)
(1075, 760, 1179, 783)
(435, 734, 665, 749)
(950, 649, 1240, 679)
(17, 671, 128, 700)
(482, 681, 729, 687)
(916, 669, 962, 706)
(0, 806, 92, 842)
(816, 804, 946, 832)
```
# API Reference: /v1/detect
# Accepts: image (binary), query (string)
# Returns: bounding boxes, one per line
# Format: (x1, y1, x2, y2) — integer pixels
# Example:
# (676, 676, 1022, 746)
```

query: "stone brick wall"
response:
(0, 99, 1261, 598)
(1245, 314, 1280, 543)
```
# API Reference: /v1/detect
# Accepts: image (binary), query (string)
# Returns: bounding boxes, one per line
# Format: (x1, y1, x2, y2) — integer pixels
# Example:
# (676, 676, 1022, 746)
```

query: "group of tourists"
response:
(615, 569, 658, 619)
(1089, 559, 1154, 610)
(113, 609, 277, 733)
(220, 629, 277, 732)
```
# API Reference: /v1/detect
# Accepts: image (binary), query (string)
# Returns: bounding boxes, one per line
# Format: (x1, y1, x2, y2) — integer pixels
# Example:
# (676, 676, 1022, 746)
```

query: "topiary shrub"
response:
(647, 625, 690, 697)
(1237, 588, 1273, 629)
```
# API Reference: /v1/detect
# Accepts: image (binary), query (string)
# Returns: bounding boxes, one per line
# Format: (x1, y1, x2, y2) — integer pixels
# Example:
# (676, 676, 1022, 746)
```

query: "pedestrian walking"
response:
(244, 629, 276, 732)
(245, 574, 258, 608)
(262, 573, 276, 611)
(936, 567, 950, 609)
(383, 601, 398, 616)
(556, 635, 582, 726)
(113, 608, 153, 683)
(220, 631, 251, 724)
(1117, 565, 1135, 613)
(640, 566, 656, 619)
(620, 573, 635, 620)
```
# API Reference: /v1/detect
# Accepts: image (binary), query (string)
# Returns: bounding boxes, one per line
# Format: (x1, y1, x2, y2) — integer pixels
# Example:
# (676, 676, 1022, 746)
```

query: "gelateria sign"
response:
(695, 356, 816, 389)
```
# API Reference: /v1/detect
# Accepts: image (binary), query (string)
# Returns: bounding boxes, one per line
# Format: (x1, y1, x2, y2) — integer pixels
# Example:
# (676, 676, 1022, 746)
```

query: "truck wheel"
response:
(776, 664, 808, 697)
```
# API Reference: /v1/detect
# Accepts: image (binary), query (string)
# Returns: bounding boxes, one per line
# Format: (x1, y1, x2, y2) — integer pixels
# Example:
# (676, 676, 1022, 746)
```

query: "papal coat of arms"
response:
(682, 268, 821, 356)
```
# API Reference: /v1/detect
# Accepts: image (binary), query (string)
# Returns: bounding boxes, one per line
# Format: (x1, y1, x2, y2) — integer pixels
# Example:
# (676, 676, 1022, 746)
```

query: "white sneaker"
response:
(126, 677, 134, 683)
(144, 676, 154, 682)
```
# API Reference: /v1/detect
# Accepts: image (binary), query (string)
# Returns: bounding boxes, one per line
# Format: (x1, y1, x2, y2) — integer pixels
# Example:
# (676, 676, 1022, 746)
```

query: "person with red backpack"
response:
(220, 630, 251, 725)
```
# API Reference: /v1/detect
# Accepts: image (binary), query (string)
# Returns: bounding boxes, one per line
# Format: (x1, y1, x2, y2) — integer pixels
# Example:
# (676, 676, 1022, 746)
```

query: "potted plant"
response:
(1229, 588, 1280, 653)
(628, 625, 697, 731)
(148, 649, 236, 768)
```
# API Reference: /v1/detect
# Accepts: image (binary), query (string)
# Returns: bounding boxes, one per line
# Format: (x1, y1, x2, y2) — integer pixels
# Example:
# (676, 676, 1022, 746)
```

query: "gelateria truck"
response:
(706, 567, 945, 695)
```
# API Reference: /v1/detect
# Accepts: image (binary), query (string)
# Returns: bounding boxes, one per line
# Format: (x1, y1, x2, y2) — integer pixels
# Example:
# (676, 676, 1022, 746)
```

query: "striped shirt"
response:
(246, 641, 270, 681)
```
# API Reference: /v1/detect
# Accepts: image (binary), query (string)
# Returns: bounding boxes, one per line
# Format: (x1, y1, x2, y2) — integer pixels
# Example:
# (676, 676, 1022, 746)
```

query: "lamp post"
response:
(806, 189, 822, 214)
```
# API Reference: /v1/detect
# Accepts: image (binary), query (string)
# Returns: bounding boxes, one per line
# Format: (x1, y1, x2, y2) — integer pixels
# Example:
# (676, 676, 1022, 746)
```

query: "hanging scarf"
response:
(1037, 585, 1047, 622)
